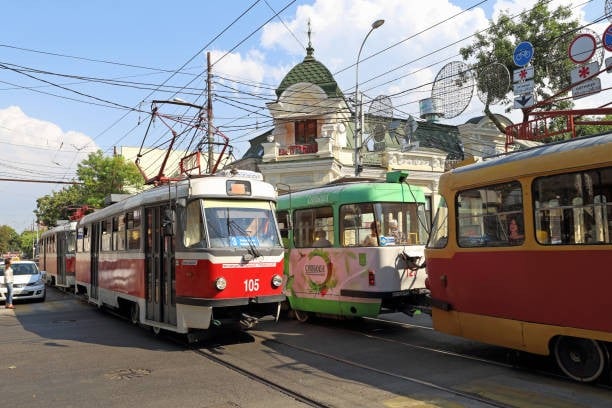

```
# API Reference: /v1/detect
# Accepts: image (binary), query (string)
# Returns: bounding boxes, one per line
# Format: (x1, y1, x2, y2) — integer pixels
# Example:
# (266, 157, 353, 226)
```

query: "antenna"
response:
(431, 61, 475, 118)
(476, 62, 510, 105)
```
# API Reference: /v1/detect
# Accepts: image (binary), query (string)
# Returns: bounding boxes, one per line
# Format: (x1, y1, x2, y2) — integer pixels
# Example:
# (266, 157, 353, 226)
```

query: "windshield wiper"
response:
(227, 218, 262, 260)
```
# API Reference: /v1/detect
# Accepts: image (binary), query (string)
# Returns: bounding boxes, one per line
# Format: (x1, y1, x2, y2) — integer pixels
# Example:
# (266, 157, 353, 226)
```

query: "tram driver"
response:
(362, 221, 380, 246)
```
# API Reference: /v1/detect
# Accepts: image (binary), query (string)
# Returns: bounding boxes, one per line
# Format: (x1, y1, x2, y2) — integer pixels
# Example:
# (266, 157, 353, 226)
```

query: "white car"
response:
(0, 260, 46, 303)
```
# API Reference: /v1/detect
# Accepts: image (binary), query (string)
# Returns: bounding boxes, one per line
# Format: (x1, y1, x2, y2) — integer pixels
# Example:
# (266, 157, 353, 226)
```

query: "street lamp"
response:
(354, 19, 384, 177)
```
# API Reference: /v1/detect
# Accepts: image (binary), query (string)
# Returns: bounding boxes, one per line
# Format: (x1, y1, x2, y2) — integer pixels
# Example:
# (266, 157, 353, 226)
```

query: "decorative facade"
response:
(229, 32, 510, 214)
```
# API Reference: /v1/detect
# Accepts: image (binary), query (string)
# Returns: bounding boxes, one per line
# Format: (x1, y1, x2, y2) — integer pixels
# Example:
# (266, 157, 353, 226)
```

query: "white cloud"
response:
(0, 106, 98, 231)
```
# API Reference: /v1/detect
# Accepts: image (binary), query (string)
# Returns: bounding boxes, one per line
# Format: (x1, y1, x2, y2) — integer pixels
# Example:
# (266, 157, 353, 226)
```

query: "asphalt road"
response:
(2, 288, 612, 408)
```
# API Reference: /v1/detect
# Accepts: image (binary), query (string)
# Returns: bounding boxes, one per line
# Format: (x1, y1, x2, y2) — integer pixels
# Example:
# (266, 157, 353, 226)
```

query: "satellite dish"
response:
(476, 62, 510, 105)
(373, 123, 386, 143)
(366, 95, 393, 138)
(368, 95, 394, 118)
(372, 124, 386, 151)
(431, 61, 475, 118)
(404, 115, 417, 143)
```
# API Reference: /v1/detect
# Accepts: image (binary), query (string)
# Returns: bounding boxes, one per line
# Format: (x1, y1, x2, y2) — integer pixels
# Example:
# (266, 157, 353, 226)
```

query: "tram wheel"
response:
(553, 336, 607, 382)
(293, 309, 310, 323)
(130, 304, 139, 325)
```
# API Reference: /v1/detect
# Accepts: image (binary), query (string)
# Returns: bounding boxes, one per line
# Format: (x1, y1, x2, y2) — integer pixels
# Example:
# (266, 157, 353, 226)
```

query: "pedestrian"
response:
(4, 258, 14, 309)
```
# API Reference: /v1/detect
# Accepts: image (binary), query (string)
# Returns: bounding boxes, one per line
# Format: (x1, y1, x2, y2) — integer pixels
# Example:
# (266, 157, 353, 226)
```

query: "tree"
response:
(35, 186, 82, 227)
(76, 150, 144, 208)
(0, 225, 19, 255)
(459, 1, 581, 133)
(575, 115, 612, 137)
(19, 230, 38, 259)
(35, 150, 144, 227)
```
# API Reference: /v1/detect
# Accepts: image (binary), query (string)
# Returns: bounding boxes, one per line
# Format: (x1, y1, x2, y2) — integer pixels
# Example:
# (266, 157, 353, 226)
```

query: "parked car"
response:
(0, 260, 46, 303)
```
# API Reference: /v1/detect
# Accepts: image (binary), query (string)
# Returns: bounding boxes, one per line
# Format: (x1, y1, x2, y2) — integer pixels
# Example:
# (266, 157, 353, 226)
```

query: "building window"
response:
(295, 119, 317, 144)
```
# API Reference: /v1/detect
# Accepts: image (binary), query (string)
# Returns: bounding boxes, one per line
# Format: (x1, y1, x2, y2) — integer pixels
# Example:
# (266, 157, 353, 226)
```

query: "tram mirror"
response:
(163, 209, 175, 236)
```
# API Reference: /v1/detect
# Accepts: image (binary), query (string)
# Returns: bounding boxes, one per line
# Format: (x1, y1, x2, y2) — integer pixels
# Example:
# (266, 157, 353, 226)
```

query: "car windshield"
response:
(0, 263, 39, 276)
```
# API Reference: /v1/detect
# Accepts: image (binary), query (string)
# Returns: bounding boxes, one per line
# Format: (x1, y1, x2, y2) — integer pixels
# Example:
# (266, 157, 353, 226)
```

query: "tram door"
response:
(145, 206, 176, 326)
(89, 222, 100, 300)
(56, 232, 67, 286)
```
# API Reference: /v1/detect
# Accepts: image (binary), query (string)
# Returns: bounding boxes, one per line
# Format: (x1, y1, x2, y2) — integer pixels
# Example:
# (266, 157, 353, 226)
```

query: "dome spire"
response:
(306, 19, 314, 58)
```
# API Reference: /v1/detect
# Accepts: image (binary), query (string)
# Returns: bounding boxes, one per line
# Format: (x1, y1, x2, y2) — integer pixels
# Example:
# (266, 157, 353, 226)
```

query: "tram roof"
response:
(450, 133, 612, 178)
(78, 174, 277, 225)
(277, 178, 426, 210)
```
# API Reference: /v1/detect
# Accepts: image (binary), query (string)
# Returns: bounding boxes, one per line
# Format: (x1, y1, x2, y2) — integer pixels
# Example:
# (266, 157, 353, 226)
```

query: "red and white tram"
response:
(39, 221, 77, 288)
(74, 170, 285, 335)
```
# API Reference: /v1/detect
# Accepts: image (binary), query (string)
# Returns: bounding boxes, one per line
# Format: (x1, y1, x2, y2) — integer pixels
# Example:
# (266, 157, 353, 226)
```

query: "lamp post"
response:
(354, 19, 384, 177)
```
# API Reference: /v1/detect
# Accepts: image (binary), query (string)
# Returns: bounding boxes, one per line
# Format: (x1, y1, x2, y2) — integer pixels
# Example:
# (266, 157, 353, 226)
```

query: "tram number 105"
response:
(244, 279, 260, 292)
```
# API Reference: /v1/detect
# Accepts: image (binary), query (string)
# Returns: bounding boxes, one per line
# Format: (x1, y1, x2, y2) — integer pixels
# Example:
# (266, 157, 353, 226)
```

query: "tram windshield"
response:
(183, 199, 281, 249)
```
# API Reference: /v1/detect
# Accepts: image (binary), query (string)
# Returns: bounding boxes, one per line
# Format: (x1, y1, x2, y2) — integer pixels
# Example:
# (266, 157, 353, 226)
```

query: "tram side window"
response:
(277, 210, 290, 248)
(533, 167, 611, 245)
(183, 200, 206, 248)
(116, 214, 126, 251)
(101, 219, 112, 251)
(428, 197, 448, 248)
(456, 181, 524, 247)
(127, 210, 141, 250)
(294, 206, 333, 248)
(340, 203, 376, 246)
(82, 227, 90, 252)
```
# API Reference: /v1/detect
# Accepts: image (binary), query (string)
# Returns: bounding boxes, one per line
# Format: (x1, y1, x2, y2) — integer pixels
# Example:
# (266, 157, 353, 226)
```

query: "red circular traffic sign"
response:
(568, 33, 596, 64)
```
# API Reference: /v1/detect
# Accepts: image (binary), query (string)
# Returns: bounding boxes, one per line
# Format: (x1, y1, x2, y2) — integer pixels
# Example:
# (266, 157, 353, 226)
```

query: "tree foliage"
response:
(35, 150, 144, 227)
(19, 230, 38, 259)
(459, 0, 581, 132)
(0, 225, 20, 255)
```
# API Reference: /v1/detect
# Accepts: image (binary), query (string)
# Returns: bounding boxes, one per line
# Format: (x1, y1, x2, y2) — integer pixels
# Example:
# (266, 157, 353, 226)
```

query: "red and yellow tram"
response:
(425, 133, 612, 382)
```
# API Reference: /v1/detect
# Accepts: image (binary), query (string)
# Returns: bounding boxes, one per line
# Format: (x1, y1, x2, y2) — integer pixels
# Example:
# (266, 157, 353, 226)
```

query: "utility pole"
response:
(207, 52, 214, 174)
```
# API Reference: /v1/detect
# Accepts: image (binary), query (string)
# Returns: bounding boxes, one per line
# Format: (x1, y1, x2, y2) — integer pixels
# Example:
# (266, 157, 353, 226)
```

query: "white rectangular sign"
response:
(513, 66, 534, 82)
(570, 62, 600, 83)
(572, 77, 601, 99)
(513, 79, 535, 95)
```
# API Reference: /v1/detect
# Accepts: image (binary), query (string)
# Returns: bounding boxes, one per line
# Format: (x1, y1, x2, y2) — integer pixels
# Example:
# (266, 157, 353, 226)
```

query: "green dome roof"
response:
(275, 45, 343, 99)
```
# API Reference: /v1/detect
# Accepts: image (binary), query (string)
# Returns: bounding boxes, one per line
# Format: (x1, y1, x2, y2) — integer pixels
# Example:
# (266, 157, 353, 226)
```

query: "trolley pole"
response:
(207, 52, 214, 174)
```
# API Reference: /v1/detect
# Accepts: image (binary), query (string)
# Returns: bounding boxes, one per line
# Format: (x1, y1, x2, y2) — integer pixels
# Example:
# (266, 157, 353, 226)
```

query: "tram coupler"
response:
(240, 313, 259, 330)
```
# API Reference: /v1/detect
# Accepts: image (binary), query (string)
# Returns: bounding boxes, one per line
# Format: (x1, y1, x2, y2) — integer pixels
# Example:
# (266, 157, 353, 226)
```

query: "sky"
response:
(0, 0, 610, 232)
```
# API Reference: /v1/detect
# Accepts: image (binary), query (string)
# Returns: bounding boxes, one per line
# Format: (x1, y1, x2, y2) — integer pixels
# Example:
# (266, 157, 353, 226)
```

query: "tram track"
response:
(191, 345, 329, 408)
(360, 316, 612, 389)
(248, 331, 516, 408)
(174, 324, 521, 407)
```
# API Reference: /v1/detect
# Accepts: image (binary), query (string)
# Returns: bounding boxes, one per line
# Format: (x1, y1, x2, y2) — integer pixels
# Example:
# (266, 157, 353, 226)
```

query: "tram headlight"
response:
(271, 274, 283, 288)
(215, 277, 227, 291)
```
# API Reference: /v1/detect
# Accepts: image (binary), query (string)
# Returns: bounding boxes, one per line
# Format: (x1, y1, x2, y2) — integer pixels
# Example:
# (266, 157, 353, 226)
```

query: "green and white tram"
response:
(276, 171, 429, 321)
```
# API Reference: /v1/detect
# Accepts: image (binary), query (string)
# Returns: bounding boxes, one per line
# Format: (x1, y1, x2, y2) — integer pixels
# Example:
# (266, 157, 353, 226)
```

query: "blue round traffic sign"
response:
(604, 23, 612, 52)
(513, 41, 534, 67)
